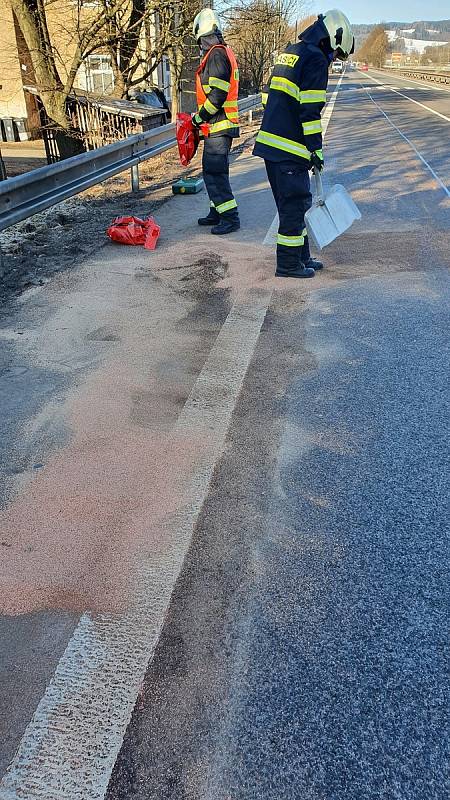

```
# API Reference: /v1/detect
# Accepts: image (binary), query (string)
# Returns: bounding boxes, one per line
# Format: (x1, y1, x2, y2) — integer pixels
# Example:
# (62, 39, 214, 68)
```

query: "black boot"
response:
(304, 257, 323, 271)
(211, 215, 240, 235)
(198, 208, 220, 226)
(275, 263, 315, 278)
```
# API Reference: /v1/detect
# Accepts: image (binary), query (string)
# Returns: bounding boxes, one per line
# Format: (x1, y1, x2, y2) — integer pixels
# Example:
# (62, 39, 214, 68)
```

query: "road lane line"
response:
(361, 72, 450, 122)
(320, 74, 343, 137)
(0, 290, 272, 800)
(262, 211, 279, 245)
(365, 88, 450, 199)
(263, 74, 343, 246)
(370, 69, 450, 94)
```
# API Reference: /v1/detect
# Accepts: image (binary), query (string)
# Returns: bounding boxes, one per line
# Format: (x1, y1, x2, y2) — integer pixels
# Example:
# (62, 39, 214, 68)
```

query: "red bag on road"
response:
(176, 113, 209, 167)
(106, 216, 160, 250)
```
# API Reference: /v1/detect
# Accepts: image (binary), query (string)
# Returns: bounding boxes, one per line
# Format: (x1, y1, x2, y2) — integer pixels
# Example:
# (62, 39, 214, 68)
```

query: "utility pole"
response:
(276, 0, 282, 55)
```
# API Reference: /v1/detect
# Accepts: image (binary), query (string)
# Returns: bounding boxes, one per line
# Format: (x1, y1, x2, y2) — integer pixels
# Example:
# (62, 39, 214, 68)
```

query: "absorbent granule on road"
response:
(0, 124, 259, 301)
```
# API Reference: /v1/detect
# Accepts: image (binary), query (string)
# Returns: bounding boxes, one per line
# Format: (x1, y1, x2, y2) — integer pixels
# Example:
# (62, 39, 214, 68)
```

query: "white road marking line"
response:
(364, 87, 450, 199)
(262, 213, 279, 245)
(0, 290, 272, 800)
(373, 84, 431, 92)
(370, 69, 450, 94)
(345, 83, 433, 96)
(362, 72, 450, 122)
(263, 74, 343, 246)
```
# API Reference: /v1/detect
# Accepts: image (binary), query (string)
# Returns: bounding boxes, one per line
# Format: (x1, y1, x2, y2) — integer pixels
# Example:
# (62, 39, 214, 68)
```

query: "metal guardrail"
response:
(380, 67, 450, 85)
(0, 94, 262, 233)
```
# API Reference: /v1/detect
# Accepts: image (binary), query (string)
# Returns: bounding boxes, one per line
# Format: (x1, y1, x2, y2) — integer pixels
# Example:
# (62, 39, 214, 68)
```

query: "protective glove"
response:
(191, 112, 202, 128)
(310, 149, 324, 172)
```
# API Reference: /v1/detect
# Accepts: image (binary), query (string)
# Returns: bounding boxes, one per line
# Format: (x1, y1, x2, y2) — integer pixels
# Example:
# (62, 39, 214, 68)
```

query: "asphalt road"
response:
(358, 68, 450, 190)
(0, 69, 448, 799)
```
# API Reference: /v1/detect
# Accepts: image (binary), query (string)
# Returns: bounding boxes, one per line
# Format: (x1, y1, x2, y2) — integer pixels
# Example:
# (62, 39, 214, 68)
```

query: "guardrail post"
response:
(248, 109, 253, 124)
(0, 149, 7, 181)
(131, 164, 140, 192)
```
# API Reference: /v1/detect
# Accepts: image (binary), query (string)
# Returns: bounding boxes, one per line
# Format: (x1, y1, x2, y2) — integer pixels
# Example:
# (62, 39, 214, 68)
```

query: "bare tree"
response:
(223, 0, 306, 93)
(356, 24, 389, 68)
(421, 42, 450, 66)
(291, 13, 316, 40)
(10, 0, 198, 132)
(105, 0, 198, 111)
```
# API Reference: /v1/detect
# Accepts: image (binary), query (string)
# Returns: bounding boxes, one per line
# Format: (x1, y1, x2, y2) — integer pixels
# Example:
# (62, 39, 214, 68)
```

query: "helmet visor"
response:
(335, 36, 354, 60)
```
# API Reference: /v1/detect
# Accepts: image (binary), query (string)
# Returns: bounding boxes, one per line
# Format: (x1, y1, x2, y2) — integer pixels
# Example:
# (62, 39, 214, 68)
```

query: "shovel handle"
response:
(313, 167, 325, 205)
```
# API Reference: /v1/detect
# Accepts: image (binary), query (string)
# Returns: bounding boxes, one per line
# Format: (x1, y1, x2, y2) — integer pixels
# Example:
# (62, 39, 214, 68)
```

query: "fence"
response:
(0, 94, 262, 233)
(25, 88, 169, 164)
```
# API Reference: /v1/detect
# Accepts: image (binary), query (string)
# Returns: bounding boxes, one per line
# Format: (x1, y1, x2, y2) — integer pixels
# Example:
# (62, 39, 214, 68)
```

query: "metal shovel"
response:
(305, 168, 361, 250)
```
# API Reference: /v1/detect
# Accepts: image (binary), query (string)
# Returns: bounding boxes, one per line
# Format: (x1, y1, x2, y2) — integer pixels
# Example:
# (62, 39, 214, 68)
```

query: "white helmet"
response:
(321, 9, 354, 59)
(192, 8, 221, 42)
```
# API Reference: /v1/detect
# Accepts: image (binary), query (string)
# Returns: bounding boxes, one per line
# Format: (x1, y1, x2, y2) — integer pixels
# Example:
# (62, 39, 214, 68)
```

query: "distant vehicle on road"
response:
(360, 63, 369, 71)
(331, 60, 343, 74)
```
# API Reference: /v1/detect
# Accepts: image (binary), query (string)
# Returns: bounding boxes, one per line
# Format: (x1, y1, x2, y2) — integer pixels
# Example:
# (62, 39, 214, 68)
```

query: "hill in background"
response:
(353, 19, 450, 53)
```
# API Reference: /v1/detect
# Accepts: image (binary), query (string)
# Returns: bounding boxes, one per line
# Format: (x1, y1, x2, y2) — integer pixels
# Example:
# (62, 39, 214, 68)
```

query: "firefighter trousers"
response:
(265, 160, 312, 270)
(202, 135, 239, 220)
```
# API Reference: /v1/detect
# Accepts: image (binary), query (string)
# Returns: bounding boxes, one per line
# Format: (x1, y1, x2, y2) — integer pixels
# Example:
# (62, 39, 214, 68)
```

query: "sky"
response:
(310, 0, 449, 25)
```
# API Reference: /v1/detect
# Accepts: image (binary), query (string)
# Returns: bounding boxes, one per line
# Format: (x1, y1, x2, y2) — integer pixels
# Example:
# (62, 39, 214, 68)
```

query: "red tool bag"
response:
(106, 216, 160, 250)
(176, 113, 208, 167)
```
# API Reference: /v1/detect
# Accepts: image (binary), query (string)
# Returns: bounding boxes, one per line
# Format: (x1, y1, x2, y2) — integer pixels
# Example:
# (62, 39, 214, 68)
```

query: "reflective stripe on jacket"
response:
(196, 45, 240, 137)
(253, 41, 328, 164)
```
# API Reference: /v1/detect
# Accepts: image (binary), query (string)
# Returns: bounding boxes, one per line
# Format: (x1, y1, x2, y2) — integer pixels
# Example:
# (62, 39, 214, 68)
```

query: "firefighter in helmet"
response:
(192, 8, 240, 234)
(253, 10, 354, 277)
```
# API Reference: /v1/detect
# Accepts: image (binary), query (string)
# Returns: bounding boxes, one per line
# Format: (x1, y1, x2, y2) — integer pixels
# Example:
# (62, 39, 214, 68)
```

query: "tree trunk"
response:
(168, 47, 181, 121)
(111, 71, 126, 99)
(109, 51, 127, 98)
(42, 91, 71, 129)
(170, 87, 179, 120)
(11, 0, 72, 131)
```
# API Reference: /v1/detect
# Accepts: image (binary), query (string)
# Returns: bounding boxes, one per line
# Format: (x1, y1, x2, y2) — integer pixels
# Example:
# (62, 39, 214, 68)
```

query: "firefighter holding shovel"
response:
(192, 9, 240, 235)
(253, 9, 354, 278)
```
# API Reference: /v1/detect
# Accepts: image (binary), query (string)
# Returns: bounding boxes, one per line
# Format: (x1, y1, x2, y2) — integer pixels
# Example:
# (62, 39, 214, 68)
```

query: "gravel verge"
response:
(0, 123, 259, 302)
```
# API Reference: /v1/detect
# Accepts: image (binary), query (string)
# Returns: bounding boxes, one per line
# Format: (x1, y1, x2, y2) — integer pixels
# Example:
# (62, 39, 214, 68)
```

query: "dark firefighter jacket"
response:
(195, 43, 240, 138)
(253, 23, 330, 165)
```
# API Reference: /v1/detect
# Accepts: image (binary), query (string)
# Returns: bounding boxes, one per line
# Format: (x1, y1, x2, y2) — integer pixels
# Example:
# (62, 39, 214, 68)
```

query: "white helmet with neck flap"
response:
(192, 8, 222, 43)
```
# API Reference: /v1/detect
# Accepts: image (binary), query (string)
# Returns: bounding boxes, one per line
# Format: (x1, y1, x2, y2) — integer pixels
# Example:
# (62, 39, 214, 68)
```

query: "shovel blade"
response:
(305, 183, 361, 250)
